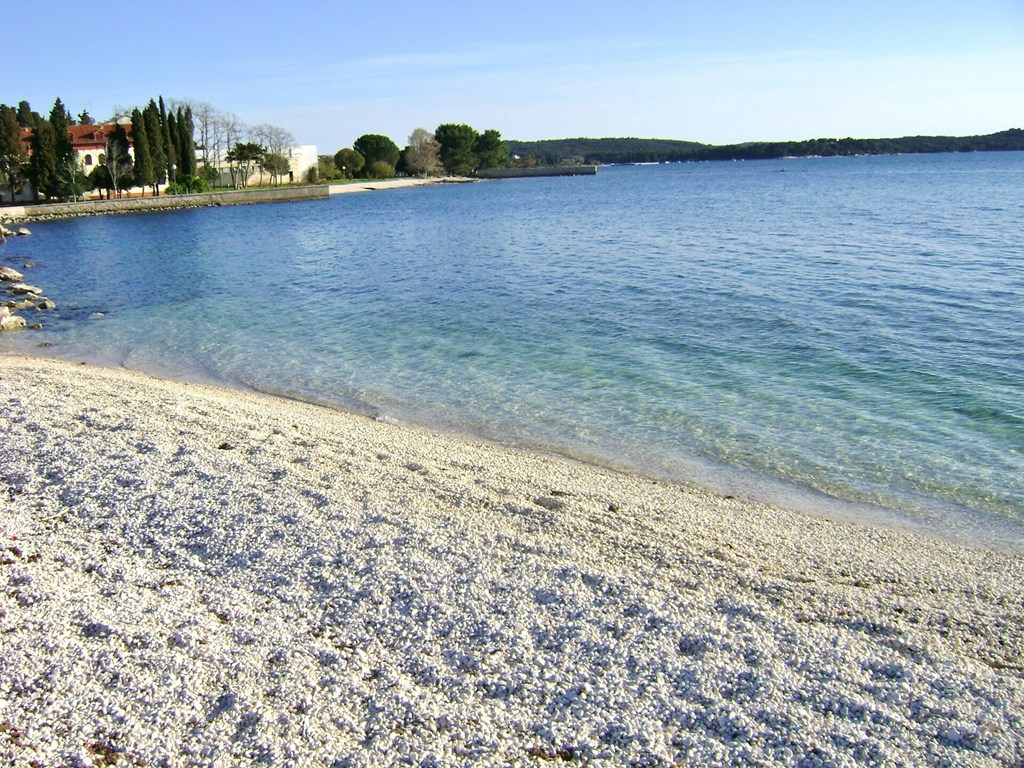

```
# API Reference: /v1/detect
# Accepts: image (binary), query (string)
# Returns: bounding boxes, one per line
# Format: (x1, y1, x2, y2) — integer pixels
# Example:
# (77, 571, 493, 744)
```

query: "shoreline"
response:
(1, 355, 1021, 765)
(0, 176, 473, 224)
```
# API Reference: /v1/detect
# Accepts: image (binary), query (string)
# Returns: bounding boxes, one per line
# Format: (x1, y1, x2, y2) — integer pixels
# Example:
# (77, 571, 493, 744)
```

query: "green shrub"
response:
(367, 160, 395, 179)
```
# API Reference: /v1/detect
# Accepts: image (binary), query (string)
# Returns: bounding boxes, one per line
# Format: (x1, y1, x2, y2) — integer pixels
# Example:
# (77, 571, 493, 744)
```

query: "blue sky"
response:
(8, 0, 1023, 152)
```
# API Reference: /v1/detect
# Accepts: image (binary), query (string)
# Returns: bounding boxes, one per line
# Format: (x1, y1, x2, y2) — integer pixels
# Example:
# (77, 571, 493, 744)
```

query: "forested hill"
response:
(506, 129, 1024, 165)
(503, 137, 705, 165)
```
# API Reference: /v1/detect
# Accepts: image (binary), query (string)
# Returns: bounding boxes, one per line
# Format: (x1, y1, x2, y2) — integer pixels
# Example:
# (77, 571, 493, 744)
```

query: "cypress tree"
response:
(106, 123, 131, 197)
(176, 106, 196, 176)
(0, 105, 28, 202)
(143, 101, 166, 194)
(28, 120, 58, 201)
(131, 108, 153, 195)
(161, 97, 177, 175)
(166, 111, 179, 181)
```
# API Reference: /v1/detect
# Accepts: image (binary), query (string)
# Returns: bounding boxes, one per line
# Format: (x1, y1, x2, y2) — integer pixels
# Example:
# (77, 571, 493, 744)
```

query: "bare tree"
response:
(213, 113, 245, 187)
(404, 128, 442, 177)
(265, 124, 295, 156)
(248, 124, 295, 185)
(188, 100, 218, 170)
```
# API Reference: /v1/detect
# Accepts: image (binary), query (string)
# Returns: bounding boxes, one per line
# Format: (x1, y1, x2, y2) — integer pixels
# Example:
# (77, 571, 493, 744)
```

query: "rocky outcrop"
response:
(8, 283, 43, 296)
(1, 260, 53, 331)
(0, 314, 27, 331)
(0, 266, 25, 282)
(0, 224, 31, 237)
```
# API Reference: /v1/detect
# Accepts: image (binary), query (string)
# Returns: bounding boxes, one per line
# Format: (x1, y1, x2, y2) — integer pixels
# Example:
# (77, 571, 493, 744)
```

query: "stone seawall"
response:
(1, 185, 331, 223)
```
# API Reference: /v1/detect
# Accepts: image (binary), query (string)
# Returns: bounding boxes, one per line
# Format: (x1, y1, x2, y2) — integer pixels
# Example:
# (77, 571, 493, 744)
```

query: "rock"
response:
(8, 283, 43, 295)
(0, 267, 25, 282)
(16, 228, 30, 236)
(36, 299, 57, 310)
(0, 306, 9, 319)
(12, 300, 37, 311)
(0, 315, 27, 331)
(534, 496, 567, 512)
(23, 262, 35, 269)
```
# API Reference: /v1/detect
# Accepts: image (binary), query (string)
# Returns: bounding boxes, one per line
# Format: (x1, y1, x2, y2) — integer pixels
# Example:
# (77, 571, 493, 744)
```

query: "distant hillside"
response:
(506, 129, 1024, 165)
(504, 137, 706, 165)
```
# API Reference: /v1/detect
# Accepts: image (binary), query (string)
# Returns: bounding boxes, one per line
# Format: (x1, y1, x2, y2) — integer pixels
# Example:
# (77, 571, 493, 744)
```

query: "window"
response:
(84, 154, 93, 166)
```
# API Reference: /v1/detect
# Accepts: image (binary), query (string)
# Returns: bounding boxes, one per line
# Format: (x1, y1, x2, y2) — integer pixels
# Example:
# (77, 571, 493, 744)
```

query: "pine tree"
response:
(49, 98, 75, 168)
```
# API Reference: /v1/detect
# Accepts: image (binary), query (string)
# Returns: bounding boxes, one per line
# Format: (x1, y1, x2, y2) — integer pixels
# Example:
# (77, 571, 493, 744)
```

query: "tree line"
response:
(0, 96, 300, 203)
(318, 123, 508, 181)
(0, 97, 198, 201)
(2, 96, 514, 205)
(506, 129, 1024, 166)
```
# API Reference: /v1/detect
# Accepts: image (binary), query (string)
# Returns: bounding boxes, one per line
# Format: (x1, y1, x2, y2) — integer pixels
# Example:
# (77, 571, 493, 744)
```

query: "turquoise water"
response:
(3, 153, 1022, 550)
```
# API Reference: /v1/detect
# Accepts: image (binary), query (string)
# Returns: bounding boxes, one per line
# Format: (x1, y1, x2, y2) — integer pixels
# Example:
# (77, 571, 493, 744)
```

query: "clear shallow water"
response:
(3, 152, 1023, 550)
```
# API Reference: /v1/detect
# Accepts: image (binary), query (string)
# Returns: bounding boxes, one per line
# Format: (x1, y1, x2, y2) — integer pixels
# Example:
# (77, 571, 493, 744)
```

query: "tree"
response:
(176, 106, 196, 177)
(201, 110, 245, 187)
(435, 123, 479, 175)
(403, 128, 442, 177)
(0, 105, 28, 202)
(366, 160, 395, 178)
(49, 98, 71, 125)
(317, 155, 342, 181)
(248, 123, 293, 185)
(159, 96, 176, 178)
(143, 101, 166, 194)
(89, 164, 114, 199)
(104, 123, 132, 197)
(131, 108, 154, 195)
(116, 170, 136, 197)
(261, 152, 291, 186)
(16, 101, 33, 128)
(333, 148, 364, 178)
(352, 134, 400, 172)
(250, 123, 294, 157)
(165, 110, 179, 181)
(225, 141, 264, 188)
(474, 128, 507, 170)
(47, 98, 86, 201)
(78, 109, 95, 125)
(28, 120, 58, 201)
(185, 101, 237, 185)
(190, 100, 219, 172)
(49, 98, 75, 166)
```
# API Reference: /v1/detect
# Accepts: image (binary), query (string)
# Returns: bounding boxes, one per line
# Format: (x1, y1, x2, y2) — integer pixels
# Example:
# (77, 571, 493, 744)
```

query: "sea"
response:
(2, 152, 1022, 551)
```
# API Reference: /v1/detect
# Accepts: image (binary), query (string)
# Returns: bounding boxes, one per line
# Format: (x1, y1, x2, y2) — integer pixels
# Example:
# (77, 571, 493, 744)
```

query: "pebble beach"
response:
(1, 355, 1022, 766)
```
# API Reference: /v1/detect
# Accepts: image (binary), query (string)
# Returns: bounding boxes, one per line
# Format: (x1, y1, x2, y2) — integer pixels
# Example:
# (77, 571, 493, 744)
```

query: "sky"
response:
(8, 0, 1023, 153)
